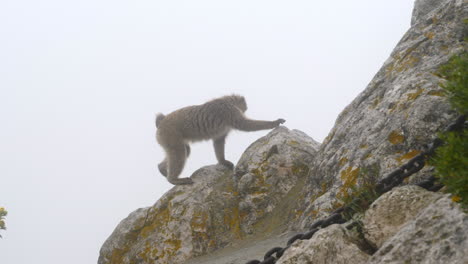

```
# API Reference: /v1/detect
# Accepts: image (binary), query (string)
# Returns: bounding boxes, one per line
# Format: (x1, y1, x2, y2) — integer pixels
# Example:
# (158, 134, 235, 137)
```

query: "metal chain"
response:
(245, 115, 466, 264)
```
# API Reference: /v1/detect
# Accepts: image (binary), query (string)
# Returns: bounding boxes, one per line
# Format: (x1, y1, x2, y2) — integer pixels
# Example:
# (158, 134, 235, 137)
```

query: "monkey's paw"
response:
(274, 118, 286, 126)
(219, 160, 235, 170)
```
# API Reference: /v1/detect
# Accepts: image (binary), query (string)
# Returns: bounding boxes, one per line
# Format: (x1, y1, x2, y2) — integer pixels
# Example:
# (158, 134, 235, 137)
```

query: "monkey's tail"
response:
(155, 113, 165, 128)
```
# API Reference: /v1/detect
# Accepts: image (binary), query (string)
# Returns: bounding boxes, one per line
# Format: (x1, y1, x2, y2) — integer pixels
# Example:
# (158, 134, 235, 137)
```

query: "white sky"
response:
(0, 1, 413, 263)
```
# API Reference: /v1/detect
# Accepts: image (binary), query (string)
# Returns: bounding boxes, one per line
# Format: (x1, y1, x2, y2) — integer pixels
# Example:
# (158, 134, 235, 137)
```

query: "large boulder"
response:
(98, 1, 468, 263)
(368, 195, 468, 264)
(296, 0, 466, 229)
(277, 224, 370, 264)
(362, 185, 443, 248)
(98, 127, 319, 264)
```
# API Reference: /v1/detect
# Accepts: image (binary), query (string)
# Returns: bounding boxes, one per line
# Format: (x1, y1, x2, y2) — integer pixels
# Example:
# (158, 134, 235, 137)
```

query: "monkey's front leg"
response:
(213, 135, 234, 170)
(234, 118, 286, 132)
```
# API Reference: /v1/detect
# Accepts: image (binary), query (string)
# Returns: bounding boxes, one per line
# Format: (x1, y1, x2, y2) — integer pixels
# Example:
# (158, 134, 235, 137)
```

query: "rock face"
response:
(276, 224, 370, 264)
(277, 186, 468, 264)
(296, 0, 466, 229)
(411, 0, 444, 26)
(99, 0, 468, 263)
(362, 185, 442, 248)
(98, 127, 319, 264)
(368, 191, 468, 264)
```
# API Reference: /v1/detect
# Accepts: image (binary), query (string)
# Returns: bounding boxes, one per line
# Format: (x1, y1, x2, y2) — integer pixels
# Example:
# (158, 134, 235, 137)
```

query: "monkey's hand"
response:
(219, 160, 235, 170)
(273, 118, 286, 127)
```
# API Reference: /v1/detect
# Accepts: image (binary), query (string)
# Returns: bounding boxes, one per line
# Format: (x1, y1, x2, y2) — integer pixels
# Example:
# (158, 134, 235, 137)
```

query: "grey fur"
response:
(156, 94, 285, 185)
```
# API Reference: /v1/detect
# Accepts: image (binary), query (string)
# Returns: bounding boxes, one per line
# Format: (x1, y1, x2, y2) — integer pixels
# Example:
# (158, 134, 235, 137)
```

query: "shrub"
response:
(0, 207, 6, 238)
(432, 52, 468, 208)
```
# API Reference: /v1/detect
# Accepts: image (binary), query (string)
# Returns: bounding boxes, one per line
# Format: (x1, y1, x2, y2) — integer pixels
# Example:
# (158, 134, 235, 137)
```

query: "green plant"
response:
(433, 130, 468, 206)
(435, 52, 468, 115)
(0, 207, 7, 238)
(432, 52, 468, 208)
(338, 165, 380, 220)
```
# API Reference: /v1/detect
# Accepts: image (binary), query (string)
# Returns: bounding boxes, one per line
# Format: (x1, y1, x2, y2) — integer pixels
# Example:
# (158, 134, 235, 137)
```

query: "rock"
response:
(362, 185, 443, 248)
(368, 195, 468, 264)
(235, 127, 320, 234)
(98, 127, 320, 264)
(411, 0, 447, 26)
(297, 0, 466, 229)
(99, 1, 468, 263)
(99, 165, 238, 264)
(276, 224, 370, 264)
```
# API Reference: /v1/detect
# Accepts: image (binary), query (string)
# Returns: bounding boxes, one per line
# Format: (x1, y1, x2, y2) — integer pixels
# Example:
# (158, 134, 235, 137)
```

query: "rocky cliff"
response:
(99, 0, 467, 263)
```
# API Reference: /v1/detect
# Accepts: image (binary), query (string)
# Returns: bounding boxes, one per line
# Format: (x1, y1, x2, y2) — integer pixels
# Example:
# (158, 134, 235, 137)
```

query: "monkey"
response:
(156, 94, 285, 185)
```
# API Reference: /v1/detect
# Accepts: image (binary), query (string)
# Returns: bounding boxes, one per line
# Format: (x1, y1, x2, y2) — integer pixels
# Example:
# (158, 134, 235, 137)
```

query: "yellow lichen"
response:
(288, 140, 299, 145)
(406, 88, 424, 101)
(323, 131, 336, 144)
(397, 55, 421, 73)
(223, 207, 242, 239)
(396, 150, 421, 163)
(339, 157, 348, 167)
(191, 210, 208, 231)
(388, 130, 405, 144)
(424, 32, 435, 39)
(337, 166, 360, 201)
(452, 195, 462, 203)
(371, 97, 381, 109)
(428, 90, 445, 97)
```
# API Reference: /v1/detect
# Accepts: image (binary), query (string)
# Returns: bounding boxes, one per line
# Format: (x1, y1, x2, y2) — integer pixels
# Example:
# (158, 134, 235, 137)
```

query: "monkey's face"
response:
(238, 96, 248, 112)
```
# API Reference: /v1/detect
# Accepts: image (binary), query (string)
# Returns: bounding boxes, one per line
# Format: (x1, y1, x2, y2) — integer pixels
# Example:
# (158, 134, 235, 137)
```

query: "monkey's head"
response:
(228, 94, 247, 113)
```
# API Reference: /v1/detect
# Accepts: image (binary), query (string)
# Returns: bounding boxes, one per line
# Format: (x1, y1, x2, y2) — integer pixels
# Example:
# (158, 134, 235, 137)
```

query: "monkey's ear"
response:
(241, 96, 247, 111)
(155, 113, 165, 128)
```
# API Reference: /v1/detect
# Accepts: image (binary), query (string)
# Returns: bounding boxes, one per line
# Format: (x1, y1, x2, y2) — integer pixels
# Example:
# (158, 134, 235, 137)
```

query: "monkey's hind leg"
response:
(158, 159, 168, 177)
(166, 144, 193, 185)
(158, 144, 190, 178)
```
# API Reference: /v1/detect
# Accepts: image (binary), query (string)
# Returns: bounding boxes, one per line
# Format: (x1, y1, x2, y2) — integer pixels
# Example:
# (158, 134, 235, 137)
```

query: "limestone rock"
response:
(98, 166, 238, 264)
(297, 0, 466, 229)
(276, 224, 370, 264)
(362, 185, 443, 248)
(98, 127, 319, 264)
(411, 0, 446, 26)
(368, 196, 468, 264)
(235, 127, 320, 234)
(98, 1, 468, 263)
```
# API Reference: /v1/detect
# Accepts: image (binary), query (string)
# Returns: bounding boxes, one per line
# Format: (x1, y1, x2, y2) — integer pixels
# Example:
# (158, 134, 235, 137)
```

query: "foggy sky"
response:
(0, 1, 413, 263)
